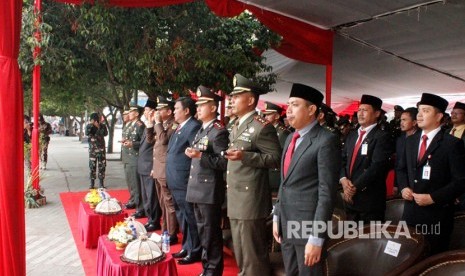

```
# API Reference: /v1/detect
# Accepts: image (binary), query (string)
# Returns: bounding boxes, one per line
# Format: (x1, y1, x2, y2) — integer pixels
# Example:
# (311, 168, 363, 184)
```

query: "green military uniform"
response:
(226, 74, 281, 276)
(122, 107, 145, 210)
(262, 101, 290, 194)
(85, 113, 108, 188)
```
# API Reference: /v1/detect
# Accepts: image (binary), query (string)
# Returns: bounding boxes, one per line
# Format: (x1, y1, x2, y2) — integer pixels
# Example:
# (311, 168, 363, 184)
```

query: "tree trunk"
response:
(105, 106, 118, 154)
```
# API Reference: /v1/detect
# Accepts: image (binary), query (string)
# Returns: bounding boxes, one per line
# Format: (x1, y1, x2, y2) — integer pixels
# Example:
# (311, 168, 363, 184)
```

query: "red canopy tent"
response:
(0, 0, 333, 274)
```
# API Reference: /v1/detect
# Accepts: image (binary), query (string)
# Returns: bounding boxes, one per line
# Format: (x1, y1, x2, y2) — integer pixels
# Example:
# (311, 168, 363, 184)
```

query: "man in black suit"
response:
(166, 97, 202, 264)
(185, 86, 229, 276)
(138, 99, 162, 231)
(273, 84, 340, 275)
(397, 93, 465, 254)
(448, 102, 465, 144)
(340, 94, 393, 222)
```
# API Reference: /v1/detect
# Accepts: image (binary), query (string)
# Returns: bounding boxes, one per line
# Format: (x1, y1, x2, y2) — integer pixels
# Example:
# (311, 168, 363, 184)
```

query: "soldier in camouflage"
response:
(85, 113, 108, 189)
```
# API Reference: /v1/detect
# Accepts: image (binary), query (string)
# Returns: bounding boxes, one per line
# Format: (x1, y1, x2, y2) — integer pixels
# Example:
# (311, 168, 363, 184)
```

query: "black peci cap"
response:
(144, 99, 157, 110)
(289, 83, 324, 107)
(417, 93, 449, 113)
(360, 94, 383, 110)
(453, 101, 465, 111)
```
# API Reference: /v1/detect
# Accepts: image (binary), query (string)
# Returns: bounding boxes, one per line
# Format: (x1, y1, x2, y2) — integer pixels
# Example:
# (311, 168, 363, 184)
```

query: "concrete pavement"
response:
(26, 134, 127, 275)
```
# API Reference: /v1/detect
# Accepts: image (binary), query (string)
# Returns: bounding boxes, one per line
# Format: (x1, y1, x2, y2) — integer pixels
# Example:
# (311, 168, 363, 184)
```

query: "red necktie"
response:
(349, 130, 366, 176)
(418, 135, 428, 162)
(283, 132, 301, 177)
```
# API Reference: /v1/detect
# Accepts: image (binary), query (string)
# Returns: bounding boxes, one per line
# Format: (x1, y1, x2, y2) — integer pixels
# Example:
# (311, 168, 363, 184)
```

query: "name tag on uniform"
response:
(361, 143, 368, 155)
(422, 164, 431, 180)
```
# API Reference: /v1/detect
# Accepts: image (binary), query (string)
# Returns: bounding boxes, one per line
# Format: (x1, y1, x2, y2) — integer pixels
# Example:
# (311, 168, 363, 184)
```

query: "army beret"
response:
(196, 85, 222, 105)
(453, 101, 465, 111)
(144, 99, 157, 110)
(289, 83, 323, 107)
(360, 94, 383, 110)
(418, 93, 448, 113)
(230, 74, 267, 96)
(262, 101, 283, 115)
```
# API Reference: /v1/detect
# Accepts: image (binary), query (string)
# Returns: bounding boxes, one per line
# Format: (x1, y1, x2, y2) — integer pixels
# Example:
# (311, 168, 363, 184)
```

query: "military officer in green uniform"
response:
(225, 99, 237, 133)
(262, 101, 290, 194)
(122, 106, 145, 218)
(225, 74, 281, 276)
(85, 112, 108, 189)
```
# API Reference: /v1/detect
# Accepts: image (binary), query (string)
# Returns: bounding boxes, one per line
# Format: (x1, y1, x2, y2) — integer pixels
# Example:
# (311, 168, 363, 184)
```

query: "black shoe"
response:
(169, 235, 178, 245)
(125, 203, 136, 209)
(98, 179, 105, 189)
(177, 255, 201, 265)
(144, 223, 161, 232)
(131, 211, 146, 219)
(89, 179, 95, 189)
(172, 249, 188, 259)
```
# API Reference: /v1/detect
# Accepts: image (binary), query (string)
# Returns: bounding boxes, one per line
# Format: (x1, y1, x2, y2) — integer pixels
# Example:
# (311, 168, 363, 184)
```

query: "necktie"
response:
(283, 132, 301, 177)
(451, 128, 456, 137)
(418, 135, 428, 162)
(349, 130, 366, 176)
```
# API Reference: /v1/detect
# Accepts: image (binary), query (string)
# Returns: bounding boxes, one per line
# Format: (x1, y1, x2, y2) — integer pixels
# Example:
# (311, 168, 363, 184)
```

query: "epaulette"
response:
(136, 120, 144, 127)
(213, 121, 224, 129)
(277, 124, 289, 132)
(254, 115, 269, 126)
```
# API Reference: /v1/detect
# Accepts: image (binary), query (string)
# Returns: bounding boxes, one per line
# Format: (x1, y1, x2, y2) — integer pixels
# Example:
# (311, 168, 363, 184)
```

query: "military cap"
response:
(394, 105, 404, 112)
(144, 98, 157, 110)
(417, 93, 448, 113)
(360, 94, 383, 110)
(453, 101, 465, 111)
(289, 83, 323, 107)
(156, 96, 174, 110)
(262, 101, 283, 115)
(320, 103, 335, 116)
(122, 108, 130, 115)
(129, 105, 141, 113)
(230, 74, 267, 95)
(90, 113, 99, 121)
(195, 85, 222, 105)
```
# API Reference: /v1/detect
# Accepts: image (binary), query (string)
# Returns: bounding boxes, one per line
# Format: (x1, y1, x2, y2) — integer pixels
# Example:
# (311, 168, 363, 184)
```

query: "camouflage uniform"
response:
(85, 122, 108, 181)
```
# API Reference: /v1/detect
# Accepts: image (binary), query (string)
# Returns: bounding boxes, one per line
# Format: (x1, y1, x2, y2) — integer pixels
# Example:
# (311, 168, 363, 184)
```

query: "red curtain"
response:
(0, 0, 26, 275)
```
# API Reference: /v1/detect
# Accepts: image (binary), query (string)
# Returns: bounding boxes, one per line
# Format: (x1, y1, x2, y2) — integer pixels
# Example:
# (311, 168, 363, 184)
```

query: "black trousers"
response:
(193, 203, 223, 276)
(172, 189, 201, 257)
(281, 241, 324, 276)
(139, 174, 161, 224)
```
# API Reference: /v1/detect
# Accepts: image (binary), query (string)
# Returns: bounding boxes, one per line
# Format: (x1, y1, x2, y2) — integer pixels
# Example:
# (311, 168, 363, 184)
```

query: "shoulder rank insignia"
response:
(254, 115, 269, 125)
(136, 120, 144, 127)
(213, 121, 224, 129)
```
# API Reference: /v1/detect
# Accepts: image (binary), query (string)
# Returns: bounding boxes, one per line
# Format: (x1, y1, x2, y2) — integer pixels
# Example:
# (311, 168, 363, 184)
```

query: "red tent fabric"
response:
(0, 0, 26, 275)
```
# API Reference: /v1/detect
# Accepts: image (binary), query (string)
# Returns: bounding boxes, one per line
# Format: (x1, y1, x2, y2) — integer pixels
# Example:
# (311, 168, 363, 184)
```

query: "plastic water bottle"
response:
(162, 231, 170, 253)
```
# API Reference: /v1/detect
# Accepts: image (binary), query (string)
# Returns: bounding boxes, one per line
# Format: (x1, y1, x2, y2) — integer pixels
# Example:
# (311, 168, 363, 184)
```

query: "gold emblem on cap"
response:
(233, 76, 237, 87)
(157, 97, 160, 103)
(264, 103, 268, 109)
(196, 88, 202, 97)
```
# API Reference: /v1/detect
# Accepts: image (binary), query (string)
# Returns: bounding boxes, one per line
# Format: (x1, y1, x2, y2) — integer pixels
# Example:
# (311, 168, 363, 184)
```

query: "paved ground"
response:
(25, 134, 127, 276)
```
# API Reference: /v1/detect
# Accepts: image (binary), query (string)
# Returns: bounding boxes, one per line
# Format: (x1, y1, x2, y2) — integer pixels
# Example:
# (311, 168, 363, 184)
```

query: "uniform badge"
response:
(157, 97, 160, 103)
(249, 127, 255, 134)
(196, 88, 202, 97)
(172, 124, 178, 130)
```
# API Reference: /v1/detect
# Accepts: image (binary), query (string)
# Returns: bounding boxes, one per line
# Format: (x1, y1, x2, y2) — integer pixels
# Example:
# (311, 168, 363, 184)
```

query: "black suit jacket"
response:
(166, 117, 201, 191)
(340, 126, 393, 213)
(137, 129, 154, 175)
(275, 124, 341, 244)
(396, 130, 465, 226)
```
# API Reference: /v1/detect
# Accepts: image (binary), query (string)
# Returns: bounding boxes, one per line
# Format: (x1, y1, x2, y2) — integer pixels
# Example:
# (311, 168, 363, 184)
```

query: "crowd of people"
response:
(81, 74, 465, 276)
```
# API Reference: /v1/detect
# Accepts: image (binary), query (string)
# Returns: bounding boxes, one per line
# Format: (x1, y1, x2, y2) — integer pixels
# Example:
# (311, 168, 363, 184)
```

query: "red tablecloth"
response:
(97, 235, 178, 276)
(78, 201, 128, 248)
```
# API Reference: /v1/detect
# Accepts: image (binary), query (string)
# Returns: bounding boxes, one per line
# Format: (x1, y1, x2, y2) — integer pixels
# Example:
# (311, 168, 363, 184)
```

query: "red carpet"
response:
(60, 189, 238, 276)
